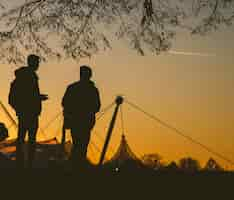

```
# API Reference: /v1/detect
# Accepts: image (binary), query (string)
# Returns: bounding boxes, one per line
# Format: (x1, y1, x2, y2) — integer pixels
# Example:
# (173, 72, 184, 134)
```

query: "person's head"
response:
(27, 54, 40, 71)
(80, 65, 92, 81)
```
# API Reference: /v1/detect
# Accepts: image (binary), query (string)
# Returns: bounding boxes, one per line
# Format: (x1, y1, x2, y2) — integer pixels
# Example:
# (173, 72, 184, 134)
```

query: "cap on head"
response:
(27, 54, 40, 68)
(80, 65, 92, 80)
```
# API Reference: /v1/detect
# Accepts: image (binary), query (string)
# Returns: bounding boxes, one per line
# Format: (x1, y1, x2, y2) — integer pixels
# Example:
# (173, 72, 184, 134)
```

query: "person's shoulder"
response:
(91, 81, 99, 90)
(14, 66, 28, 77)
(67, 81, 80, 90)
(88, 80, 97, 87)
(88, 81, 99, 93)
(15, 66, 37, 80)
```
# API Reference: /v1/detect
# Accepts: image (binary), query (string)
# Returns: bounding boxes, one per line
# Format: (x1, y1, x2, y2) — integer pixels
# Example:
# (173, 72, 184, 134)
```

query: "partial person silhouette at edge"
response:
(8, 54, 48, 168)
(0, 122, 9, 142)
(62, 65, 101, 169)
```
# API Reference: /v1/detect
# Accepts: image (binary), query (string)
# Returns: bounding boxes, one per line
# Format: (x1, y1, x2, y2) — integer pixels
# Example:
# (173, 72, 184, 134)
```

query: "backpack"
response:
(8, 79, 19, 110)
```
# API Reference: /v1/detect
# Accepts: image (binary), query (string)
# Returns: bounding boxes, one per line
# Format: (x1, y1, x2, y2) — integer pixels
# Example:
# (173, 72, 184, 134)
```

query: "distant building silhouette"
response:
(104, 134, 143, 170)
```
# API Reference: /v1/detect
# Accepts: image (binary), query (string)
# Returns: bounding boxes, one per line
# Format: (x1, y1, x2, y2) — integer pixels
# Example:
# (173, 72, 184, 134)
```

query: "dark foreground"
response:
(0, 160, 233, 199)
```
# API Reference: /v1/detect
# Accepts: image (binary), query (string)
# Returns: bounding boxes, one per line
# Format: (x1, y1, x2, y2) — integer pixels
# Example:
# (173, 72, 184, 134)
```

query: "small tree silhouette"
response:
(166, 161, 179, 171)
(204, 158, 224, 172)
(141, 153, 163, 170)
(178, 157, 201, 172)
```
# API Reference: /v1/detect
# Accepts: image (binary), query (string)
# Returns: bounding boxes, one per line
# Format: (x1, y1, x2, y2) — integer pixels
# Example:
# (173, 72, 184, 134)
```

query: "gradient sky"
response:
(0, 1, 234, 168)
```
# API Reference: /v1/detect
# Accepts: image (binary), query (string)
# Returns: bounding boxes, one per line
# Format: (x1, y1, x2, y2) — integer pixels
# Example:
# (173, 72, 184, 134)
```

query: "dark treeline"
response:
(141, 154, 225, 172)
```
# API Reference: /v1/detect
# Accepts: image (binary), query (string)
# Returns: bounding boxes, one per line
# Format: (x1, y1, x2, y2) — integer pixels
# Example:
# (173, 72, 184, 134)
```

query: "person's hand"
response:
(40, 94, 49, 101)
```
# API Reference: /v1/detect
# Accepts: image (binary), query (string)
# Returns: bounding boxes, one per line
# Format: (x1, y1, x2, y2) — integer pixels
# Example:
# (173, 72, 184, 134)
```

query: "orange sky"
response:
(0, 5, 234, 168)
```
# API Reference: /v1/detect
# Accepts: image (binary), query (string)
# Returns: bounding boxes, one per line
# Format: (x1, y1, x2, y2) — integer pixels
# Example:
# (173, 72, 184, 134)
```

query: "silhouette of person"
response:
(8, 54, 48, 168)
(62, 65, 101, 168)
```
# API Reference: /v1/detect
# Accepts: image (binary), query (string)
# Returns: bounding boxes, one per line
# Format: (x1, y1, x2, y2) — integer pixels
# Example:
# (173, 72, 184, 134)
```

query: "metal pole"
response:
(98, 96, 124, 166)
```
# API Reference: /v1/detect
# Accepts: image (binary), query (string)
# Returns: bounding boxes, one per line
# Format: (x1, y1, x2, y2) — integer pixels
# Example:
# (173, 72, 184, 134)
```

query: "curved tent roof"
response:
(105, 134, 142, 167)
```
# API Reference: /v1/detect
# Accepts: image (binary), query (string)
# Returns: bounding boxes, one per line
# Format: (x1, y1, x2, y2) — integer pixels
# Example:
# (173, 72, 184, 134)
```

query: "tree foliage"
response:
(0, 0, 233, 64)
(141, 153, 163, 169)
(178, 157, 201, 172)
(166, 161, 179, 171)
(204, 158, 224, 171)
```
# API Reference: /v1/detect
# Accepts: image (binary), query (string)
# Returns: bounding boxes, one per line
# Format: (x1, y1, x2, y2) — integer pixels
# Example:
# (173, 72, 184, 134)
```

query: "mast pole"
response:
(98, 96, 124, 166)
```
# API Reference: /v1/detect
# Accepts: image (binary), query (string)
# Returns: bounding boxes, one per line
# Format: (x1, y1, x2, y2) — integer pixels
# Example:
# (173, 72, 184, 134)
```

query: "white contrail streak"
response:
(168, 50, 216, 57)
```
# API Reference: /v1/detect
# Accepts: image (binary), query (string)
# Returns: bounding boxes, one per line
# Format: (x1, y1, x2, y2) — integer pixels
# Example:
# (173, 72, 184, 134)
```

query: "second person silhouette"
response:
(62, 65, 101, 169)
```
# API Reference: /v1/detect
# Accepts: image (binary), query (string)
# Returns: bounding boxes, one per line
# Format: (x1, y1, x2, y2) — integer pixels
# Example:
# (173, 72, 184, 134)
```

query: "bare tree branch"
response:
(0, 0, 233, 64)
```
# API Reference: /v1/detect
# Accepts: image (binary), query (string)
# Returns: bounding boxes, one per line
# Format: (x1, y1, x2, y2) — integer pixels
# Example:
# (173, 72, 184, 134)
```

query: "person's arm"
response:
(40, 94, 49, 101)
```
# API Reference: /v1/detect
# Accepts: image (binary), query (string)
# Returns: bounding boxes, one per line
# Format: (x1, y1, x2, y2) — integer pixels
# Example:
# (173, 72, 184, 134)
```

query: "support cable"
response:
(42, 112, 62, 131)
(42, 101, 115, 133)
(90, 140, 101, 154)
(96, 101, 115, 121)
(120, 104, 125, 134)
(125, 99, 234, 166)
(0, 101, 17, 129)
(92, 130, 115, 156)
(88, 143, 97, 161)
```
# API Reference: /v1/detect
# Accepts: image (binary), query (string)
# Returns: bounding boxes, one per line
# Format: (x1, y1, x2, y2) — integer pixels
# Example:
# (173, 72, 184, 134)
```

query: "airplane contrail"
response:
(168, 50, 216, 57)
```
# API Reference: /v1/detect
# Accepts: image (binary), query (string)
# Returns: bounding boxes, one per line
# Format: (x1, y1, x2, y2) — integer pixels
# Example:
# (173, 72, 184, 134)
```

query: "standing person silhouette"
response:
(62, 66, 101, 169)
(9, 54, 48, 168)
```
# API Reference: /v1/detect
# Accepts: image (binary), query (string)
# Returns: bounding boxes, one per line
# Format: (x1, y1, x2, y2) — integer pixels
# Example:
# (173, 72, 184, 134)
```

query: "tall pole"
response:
(98, 96, 124, 166)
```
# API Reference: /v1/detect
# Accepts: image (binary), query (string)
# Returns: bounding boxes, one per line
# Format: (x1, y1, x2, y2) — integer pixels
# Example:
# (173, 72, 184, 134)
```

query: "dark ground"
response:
(0, 160, 233, 199)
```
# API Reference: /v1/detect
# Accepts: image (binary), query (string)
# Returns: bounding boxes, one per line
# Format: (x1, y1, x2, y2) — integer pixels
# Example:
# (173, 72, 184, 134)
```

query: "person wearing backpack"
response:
(62, 65, 101, 169)
(8, 54, 48, 168)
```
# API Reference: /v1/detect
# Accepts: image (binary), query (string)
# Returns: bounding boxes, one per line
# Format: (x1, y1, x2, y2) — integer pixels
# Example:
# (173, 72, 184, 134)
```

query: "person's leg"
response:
(79, 130, 91, 161)
(70, 126, 91, 169)
(28, 117, 39, 168)
(77, 128, 91, 168)
(70, 128, 80, 167)
(16, 116, 27, 167)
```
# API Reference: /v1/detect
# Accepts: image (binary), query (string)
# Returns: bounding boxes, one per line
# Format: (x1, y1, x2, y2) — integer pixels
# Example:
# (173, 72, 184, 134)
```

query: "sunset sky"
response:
(0, 1, 234, 168)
